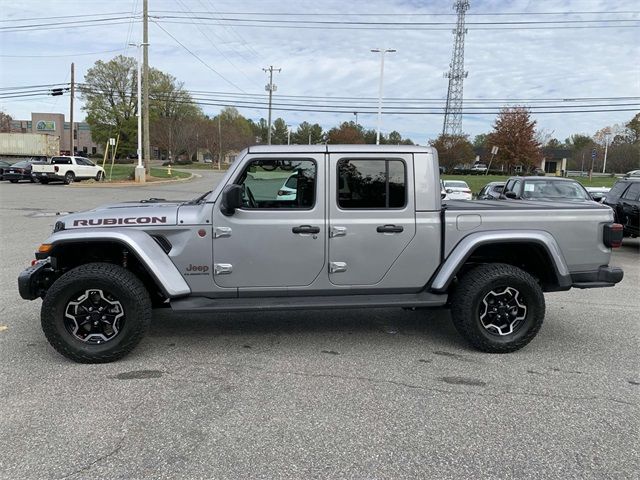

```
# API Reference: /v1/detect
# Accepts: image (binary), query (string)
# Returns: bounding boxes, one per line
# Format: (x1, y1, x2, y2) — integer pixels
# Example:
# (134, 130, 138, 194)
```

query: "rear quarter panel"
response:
(443, 201, 614, 273)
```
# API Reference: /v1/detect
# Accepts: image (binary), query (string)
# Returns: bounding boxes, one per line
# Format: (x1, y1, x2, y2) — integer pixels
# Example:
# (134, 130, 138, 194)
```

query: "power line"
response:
(151, 20, 247, 93)
(0, 48, 125, 58)
(149, 10, 640, 17)
(0, 11, 134, 23)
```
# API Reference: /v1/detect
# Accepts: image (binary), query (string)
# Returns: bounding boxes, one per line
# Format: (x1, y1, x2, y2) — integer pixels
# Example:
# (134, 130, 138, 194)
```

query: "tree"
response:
(292, 121, 324, 144)
(0, 111, 12, 133)
(486, 107, 542, 172)
(428, 134, 474, 170)
(271, 118, 289, 144)
(472, 133, 488, 148)
(327, 121, 365, 144)
(626, 113, 640, 144)
(81, 55, 202, 159)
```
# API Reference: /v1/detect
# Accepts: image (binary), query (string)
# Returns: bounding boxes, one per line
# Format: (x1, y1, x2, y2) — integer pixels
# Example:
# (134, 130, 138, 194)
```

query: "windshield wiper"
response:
(187, 190, 212, 205)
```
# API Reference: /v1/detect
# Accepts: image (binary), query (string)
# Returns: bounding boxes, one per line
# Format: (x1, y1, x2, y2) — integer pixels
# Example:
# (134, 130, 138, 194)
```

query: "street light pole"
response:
(602, 134, 610, 173)
(287, 125, 291, 145)
(371, 48, 395, 145)
(129, 43, 146, 183)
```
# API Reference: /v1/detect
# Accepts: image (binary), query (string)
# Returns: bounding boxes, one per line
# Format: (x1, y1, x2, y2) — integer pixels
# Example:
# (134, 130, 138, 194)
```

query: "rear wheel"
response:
(450, 263, 545, 353)
(64, 171, 75, 184)
(39, 178, 49, 184)
(41, 263, 152, 363)
(10, 179, 18, 183)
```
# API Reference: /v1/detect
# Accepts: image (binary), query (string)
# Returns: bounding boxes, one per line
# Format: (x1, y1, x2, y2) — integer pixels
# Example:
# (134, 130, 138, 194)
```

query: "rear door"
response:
(620, 182, 640, 234)
(328, 153, 416, 286)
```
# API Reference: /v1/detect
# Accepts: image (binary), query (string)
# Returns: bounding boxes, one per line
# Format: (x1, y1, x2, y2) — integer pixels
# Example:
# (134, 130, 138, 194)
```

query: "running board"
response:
(170, 291, 448, 313)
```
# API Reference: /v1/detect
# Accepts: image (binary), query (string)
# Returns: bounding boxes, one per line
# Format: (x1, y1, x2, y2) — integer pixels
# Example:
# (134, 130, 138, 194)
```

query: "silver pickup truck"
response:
(18, 145, 624, 363)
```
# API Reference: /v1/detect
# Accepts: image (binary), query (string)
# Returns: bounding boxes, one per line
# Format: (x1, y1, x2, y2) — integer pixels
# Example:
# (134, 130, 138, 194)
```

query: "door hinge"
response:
(330, 226, 347, 238)
(214, 263, 233, 275)
(329, 261, 347, 274)
(214, 227, 232, 238)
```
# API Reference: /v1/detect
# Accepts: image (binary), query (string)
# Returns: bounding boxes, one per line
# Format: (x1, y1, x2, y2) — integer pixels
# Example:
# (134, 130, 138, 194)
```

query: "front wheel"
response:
(41, 263, 152, 363)
(95, 171, 105, 182)
(450, 263, 545, 353)
(39, 178, 49, 184)
(10, 179, 18, 183)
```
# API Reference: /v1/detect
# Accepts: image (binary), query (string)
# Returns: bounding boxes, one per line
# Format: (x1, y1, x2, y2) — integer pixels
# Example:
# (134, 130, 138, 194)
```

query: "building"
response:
(10, 112, 101, 156)
(473, 147, 571, 175)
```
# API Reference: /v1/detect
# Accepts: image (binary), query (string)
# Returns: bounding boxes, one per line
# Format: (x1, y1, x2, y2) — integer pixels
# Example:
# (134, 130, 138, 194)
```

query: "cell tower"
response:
(442, 0, 470, 136)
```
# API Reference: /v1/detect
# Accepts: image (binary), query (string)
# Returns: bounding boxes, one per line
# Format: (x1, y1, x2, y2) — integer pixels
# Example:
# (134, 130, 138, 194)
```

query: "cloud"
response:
(0, 0, 638, 143)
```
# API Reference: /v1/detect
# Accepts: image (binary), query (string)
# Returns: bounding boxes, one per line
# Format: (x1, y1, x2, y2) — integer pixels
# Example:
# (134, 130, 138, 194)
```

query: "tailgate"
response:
(32, 164, 55, 173)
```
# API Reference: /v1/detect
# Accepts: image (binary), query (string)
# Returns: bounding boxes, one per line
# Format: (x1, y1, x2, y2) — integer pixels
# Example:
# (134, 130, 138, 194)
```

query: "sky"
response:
(0, 0, 638, 145)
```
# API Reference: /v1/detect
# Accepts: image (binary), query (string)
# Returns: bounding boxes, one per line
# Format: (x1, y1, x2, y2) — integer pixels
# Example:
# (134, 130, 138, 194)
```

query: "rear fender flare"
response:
(430, 230, 571, 292)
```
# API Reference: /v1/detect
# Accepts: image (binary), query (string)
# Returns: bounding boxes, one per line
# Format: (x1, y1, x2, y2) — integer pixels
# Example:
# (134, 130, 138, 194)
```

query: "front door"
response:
(328, 154, 416, 286)
(212, 155, 325, 289)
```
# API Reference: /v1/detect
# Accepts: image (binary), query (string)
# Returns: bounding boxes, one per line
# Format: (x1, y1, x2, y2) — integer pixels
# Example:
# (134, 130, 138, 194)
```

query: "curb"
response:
(69, 171, 198, 188)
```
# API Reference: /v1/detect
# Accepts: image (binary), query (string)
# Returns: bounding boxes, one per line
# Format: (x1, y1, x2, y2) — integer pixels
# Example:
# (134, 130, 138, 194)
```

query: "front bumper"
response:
(571, 266, 624, 289)
(18, 261, 52, 300)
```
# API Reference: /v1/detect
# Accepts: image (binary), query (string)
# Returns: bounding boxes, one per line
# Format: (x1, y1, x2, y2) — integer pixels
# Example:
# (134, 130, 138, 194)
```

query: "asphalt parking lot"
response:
(0, 172, 638, 480)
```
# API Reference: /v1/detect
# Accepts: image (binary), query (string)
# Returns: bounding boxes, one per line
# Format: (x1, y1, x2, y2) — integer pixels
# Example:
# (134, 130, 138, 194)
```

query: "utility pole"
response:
(69, 62, 74, 155)
(354, 112, 358, 125)
(130, 43, 145, 183)
(602, 134, 610, 173)
(218, 115, 222, 170)
(371, 48, 395, 145)
(263, 65, 281, 145)
(287, 125, 291, 145)
(142, 0, 150, 173)
(442, 0, 470, 136)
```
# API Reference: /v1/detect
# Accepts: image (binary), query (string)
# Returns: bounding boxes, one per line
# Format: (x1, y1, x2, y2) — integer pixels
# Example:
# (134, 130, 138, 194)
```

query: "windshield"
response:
(521, 180, 590, 200)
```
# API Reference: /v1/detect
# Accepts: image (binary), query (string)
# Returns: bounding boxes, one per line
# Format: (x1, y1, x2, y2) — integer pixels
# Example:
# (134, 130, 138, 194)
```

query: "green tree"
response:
(472, 133, 488, 148)
(271, 118, 289, 144)
(292, 121, 324, 144)
(0, 110, 13, 133)
(626, 113, 640, 144)
(428, 134, 474, 170)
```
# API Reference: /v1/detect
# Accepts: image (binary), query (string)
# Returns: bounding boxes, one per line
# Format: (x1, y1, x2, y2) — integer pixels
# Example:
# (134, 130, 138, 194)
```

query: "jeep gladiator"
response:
(18, 145, 624, 362)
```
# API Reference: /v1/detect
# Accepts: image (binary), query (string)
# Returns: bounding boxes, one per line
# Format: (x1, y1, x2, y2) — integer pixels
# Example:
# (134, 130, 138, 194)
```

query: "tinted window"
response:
(12, 161, 28, 168)
(337, 159, 406, 209)
(522, 180, 590, 200)
(622, 183, 640, 200)
(607, 181, 629, 200)
(505, 180, 515, 192)
(51, 157, 72, 165)
(237, 159, 316, 209)
(493, 185, 504, 193)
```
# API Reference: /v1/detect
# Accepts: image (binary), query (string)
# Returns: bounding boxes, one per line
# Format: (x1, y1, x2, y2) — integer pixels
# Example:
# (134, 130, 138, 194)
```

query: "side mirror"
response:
(505, 191, 518, 199)
(220, 184, 243, 216)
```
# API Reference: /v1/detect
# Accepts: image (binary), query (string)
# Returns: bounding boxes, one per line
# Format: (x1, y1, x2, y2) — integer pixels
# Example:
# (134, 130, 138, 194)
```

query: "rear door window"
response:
(607, 181, 629, 200)
(622, 183, 640, 200)
(337, 159, 406, 209)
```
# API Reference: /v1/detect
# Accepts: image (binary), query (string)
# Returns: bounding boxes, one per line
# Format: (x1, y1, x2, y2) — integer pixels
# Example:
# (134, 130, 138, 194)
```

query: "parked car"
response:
(625, 169, 640, 178)
(603, 178, 640, 237)
(442, 180, 472, 200)
(585, 186, 610, 203)
(276, 172, 299, 201)
(2, 158, 47, 183)
(500, 177, 593, 202)
(477, 181, 505, 200)
(470, 163, 488, 174)
(31, 155, 105, 184)
(18, 145, 623, 363)
(0, 160, 11, 180)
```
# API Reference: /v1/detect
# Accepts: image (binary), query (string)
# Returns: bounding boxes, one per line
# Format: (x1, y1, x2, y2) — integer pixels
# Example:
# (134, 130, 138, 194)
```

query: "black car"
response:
(500, 176, 593, 202)
(603, 178, 640, 237)
(3, 158, 47, 183)
(477, 181, 505, 200)
(0, 160, 11, 180)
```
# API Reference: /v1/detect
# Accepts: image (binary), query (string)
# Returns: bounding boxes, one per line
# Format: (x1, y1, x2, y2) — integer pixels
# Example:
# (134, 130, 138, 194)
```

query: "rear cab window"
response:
(51, 157, 72, 165)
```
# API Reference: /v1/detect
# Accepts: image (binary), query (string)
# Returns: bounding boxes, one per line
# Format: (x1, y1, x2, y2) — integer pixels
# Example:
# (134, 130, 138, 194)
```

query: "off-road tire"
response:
(41, 263, 152, 363)
(450, 263, 545, 353)
(64, 171, 75, 185)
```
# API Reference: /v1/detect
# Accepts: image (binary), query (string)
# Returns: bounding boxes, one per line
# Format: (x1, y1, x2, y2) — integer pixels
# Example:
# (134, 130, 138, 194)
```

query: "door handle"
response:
(292, 225, 320, 234)
(376, 224, 404, 233)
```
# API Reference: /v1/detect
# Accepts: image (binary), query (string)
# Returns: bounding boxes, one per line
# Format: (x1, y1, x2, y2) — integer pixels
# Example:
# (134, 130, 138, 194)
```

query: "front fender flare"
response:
(430, 230, 571, 293)
(42, 228, 191, 298)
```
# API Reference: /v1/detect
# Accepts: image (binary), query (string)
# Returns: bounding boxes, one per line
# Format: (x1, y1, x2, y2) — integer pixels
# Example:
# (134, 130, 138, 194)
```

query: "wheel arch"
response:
(430, 231, 572, 293)
(41, 228, 190, 299)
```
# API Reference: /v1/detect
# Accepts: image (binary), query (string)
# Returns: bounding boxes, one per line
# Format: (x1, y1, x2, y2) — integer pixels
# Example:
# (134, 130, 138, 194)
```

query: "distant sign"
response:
(35, 120, 56, 131)
(591, 149, 597, 159)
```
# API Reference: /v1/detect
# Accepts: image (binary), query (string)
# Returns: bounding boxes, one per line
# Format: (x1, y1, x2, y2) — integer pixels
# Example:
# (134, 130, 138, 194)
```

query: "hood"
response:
(58, 199, 185, 230)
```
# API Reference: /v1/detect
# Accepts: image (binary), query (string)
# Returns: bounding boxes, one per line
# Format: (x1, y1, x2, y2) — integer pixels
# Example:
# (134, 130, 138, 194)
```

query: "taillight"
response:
(277, 190, 288, 196)
(54, 165, 59, 172)
(604, 223, 623, 248)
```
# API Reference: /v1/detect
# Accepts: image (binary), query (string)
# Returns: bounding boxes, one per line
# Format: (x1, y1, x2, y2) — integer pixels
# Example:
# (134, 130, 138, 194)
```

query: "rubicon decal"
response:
(72, 216, 167, 227)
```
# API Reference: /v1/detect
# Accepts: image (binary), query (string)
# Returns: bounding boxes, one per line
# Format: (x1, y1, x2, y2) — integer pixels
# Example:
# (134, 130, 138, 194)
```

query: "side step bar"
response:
(170, 291, 448, 313)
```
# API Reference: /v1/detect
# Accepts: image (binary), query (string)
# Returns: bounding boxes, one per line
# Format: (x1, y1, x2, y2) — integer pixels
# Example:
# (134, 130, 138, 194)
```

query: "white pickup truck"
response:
(31, 156, 105, 184)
